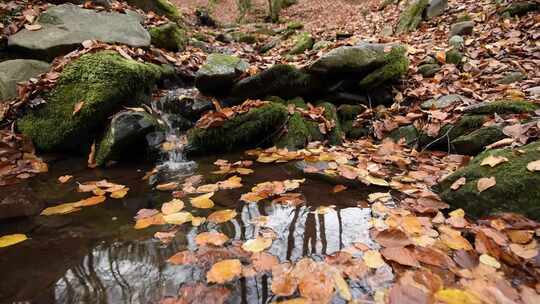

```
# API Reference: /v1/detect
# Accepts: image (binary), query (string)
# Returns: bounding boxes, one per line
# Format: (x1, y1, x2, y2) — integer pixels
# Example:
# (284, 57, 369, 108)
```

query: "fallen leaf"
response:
(163, 212, 193, 225)
(363, 250, 386, 268)
(509, 243, 538, 259)
(526, 160, 540, 172)
(479, 253, 501, 269)
(41, 203, 80, 216)
(332, 185, 347, 193)
(480, 155, 508, 167)
(242, 237, 273, 253)
(207, 259, 242, 284)
(332, 270, 352, 301)
(191, 216, 206, 226)
(72, 101, 85, 116)
(450, 177, 466, 190)
(0, 234, 28, 248)
(134, 213, 165, 229)
(190, 192, 215, 209)
(156, 182, 178, 191)
(24, 24, 42, 31)
(434, 289, 482, 304)
(477, 177, 496, 192)
(58, 175, 73, 183)
(73, 195, 106, 207)
(381, 247, 419, 267)
(161, 199, 184, 215)
(208, 209, 237, 224)
(110, 188, 128, 199)
(195, 232, 229, 246)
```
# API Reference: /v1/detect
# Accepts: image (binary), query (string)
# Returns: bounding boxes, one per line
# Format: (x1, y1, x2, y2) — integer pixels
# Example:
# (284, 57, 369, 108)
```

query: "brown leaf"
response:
(195, 232, 229, 247)
(72, 101, 85, 116)
(526, 160, 540, 172)
(381, 247, 419, 267)
(477, 177, 496, 192)
(450, 177, 466, 191)
(207, 259, 242, 284)
(480, 155, 509, 168)
(372, 228, 413, 248)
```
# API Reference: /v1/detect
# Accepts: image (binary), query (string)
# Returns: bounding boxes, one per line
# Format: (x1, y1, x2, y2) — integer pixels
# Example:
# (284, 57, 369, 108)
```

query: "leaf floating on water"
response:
(195, 232, 229, 247)
(450, 177, 466, 191)
(218, 175, 243, 189)
(191, 216, 206, 226)
(527, 160, 540, 172)
(110, 188, 128, 199)
(368, 192, 392, 203)
(73, 195, 106, 207)
(156, 182, 179, 191)
(242, 237, 273, 253)
(190, 192, 215, 209)
(196, 183, 219, 193)
(332, 184, 347, 193)
(159, 199, 183, 215)
(208, 209, 237, 224)
(58, 175, 73, 183)
(257, 154, 280, 163)
(480, 155, 508, 167)
(0, 234, 28, 248)
(315, 205, 335, 215)
(41, 203, 80, 216)
(168, 250, 197, 265)
(134, 213, 165, 229)
(163, 212, 193, 225)
(434, 289, 482, 304)
(154, 231, 177, 244)
(207, 259, 242, 284)
(477, 177, 496, 192)
(363, 250, 386, 268)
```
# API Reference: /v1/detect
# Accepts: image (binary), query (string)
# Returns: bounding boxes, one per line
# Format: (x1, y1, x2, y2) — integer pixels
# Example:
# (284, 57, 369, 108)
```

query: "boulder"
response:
(445, 49, 463, 65)
(195, 54, 249, 96)
(448, 35, 464, 50)
(156, 87, 214, 121)
(463, 100, 539, 115)
(289, 32, 314, 55)
(527, 86, 540, 97)
(125, 0, 181, 21)
(0, 59, 50, 101)
(418, 63, 441, 78)
(496, 71, 526, 85)
(451, 126, 506, 155)
(149, 22, 187, 52)
(8, 4, 150, 60)
(500, 1, 539, 17)
(18, 51, 165, 152)
(231, 64, 319, 100)
(449, 21, 474, 37)
(286, 21, 304, 30)
(187, 102, 288, 154)
(313, 40, 331, 51)
(389, 125, 419, 146)
(307, 43, 387, 75)
(424, 0, 447, 19)
(95, 111, 159, 166)
(274, 112, 315, 149)
(358, 46, 409, 89)
(396, 0, 429, 33)
(437, 141, 540, 220)
(421, 94, 467, 109)
(0, 184, 44, 219)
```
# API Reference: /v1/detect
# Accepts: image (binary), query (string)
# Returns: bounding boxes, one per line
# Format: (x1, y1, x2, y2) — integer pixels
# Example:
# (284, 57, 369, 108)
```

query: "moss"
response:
(389, 125, 419, 146)
(445, 49, 463, 65)
(338, 104, 365, 121)
(18, 51, 163, 152)
(342, 120, 368, 139)
(149, 22, 187, 52)
(187, 102, 288, 154)
(274, 113, 311, 149)
(316, 101, 344, 146)
(396, 0, 429, 33)
(418, 115, 487, 148)
(464, 100, 539, 115)
(126, 0, 181, 21)
(438, 141, 540, 220)
(358, 46, 409, 89)
(289, 32, 314, 55)
(286, 21, 304, 30)
(451, 126, 506, 155)
(231, 32, 258, 44)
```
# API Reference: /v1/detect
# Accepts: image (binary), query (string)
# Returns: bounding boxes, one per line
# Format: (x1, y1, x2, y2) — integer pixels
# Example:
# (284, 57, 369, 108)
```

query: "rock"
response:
(0, 184, 44, 219)
(8, 4, 151, 60)
(126, 0, 181, 21)
(463, 100, 539, 115)
(308, 43, 388, 75)
(396, 0, 429, 33)
(0, 59, 50, 102)
(156, 87, 214, 121)
(448, 35, 464, 50)
(149, 22, 187, 52)
(316, 101, 344, 146)
(18, 51, 165, 152)
(389, 125, 419, 146)
(187, 102, 288, 154)
(527, 86, 540, 97)
(286, 21, 304, 30)
(418, 114, 487, 149)
(195, 7, 217, 26)
(231, 64, 319, 100)
(195, 54, 249, 96)
(445, 49, 463, 65)
(337, 104, 366, 121)
(313, 40, 331, 51)
(424, 0, 448, 19)
(358, 45, 409, 89)
(95, 111, 158, 166)
(274, 112, 315, 149)
(450, 21, 474, 37)
(260, 38, 280, 53)
(216, 33, 234, 43)
(451, 126, 506, 155)
(500, 1, 539, 17)
(437, 140, 540, 220)
(418, 63, 441, 77)
(496, 71, 526, 85)
(230, 31, 258, 44)
(289, 32, 314, 55)
(421, 94, 466, 109)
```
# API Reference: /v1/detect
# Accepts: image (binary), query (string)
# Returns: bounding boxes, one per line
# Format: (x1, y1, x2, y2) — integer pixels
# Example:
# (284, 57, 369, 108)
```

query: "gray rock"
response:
(425, 0, 448, 19)
(0, 59, 50, 101)
(448, 35, 464, 49)
(0, 185, 44, 219)
(418, 63, 441, 78)
(496, 71, 526, 85)
(421, 94, 466, 109)
(527, 86, 540, 97)
(8, 4, 150, 60)
(156, 87, 214, 121)
(307, 43, 388, 75)
(450, 21, 474, 37)
(195, 54, 249, 96)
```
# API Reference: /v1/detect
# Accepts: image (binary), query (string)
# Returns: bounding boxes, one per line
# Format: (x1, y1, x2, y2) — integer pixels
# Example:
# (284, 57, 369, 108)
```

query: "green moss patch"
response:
(149, 22, 187, 52)
(396, 0, 429, 33)
(464, 100, 539, 115)
(358, 46, 409, 89)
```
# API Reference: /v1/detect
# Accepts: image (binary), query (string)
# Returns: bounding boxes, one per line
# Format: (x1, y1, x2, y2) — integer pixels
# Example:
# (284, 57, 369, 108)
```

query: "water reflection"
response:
(53, 204, 391, 304)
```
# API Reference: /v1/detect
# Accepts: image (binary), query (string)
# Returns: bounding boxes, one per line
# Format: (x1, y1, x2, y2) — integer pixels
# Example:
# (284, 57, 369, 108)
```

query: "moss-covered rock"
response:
(421, 94, 465, 110)
(149, 22, 187, 52)
(418, 63, 441, 77)
(289, 32, 314, 55)
(500, 1, 539, 17)
(230, 31, 258, 44)
(449, 21, 474, 37)
(496, 71, 526, 85)
(337, 104, 365, 121)
(307, 43, 387, 75)
(451, 126, 506, 155)
(463, 100, 539, 115)
(418, 114, 487, 148)
(316, 101, 344, 146)
(187, 102, 288, 154)
(231, 64, 320, 100)
(437, 140, 540, 220)
(395, 0, 429, 33)
(341, 120, 368, 139)
(274, 113, 312, 149)
(388, 125, 419, 146)
(195, 54, 249, 96)
(358, 45, 409, 89)
(95, 110, 158, 166)
(18, 51, 163, 152)
(126, 0, 181, 21)
(286, 21, 304, 30)
(445, 49, 463, 65)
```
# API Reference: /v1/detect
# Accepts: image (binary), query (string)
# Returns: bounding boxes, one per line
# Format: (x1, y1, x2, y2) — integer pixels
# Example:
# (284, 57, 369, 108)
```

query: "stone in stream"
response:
(95, 111, 159, 166)
(449, 21, 474, 37)
(437, 140, 540, 221)
(288, 32, 314, 55)
(195, 54, 249, 96)
(18, 51, 168, 152)
(0, 59, 50, 101)
(8, 4, 150, 60)
(0, 184, 44, 219)
(424, 0, 448, 19)
(149, 22, 187, 52)
(395, 0, 429, 33)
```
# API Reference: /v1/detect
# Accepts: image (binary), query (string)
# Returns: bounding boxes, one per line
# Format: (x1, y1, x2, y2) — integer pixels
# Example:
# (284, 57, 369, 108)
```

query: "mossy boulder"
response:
(421, 94, 465, 110)
(338, 104, 368, 139)
(289, 32, 314, 55)
(286, 21, 304, 30)
(274, 112, 313, 149)
(424, 0, 448, 19)
(358, 46, 409, 89)
(126, 0, 181, 21)
(95, 110, 158, 166)
(18, 51, 164, 152)
(337, 104, 365, 121)
(463, 100, 539, 115)
(195, 54, 249, 96)
(451, 125, 506, 155)
(395, 0, 429, 33)
(149, 22, 187, 52)
(449, 21, 474, 37)
(187, 102, 288, 154)
(445, 49, 463, 65)
(500, 1, 539, 17)
(437, 141, 540, 220)
(448, 35, 464, 50)
(316, 101, 344, 146)
(389, 125, 419, 146)
(231, 64, 320, 100)
(418, 63, 441, 77)
(230, 32, 258, 44)
(417, 114, 488, 149)
(307, 43, 388, 75)
(496, 72, 526, 85)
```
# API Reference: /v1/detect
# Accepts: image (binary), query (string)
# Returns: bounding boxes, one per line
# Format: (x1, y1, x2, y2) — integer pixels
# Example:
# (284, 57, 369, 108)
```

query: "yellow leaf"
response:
(134, 213, 165, 229)
(257, 155, 279, 163)
(449, 209, 465, 218)
(479, 253, 501, 269)
(527, 160, 540, 172)
(208, 209, 237, 224)
(72, 101, 85, 116)
(236, 168, 254, 175)
(368, 192, 391, 203)
(363, 175, 389, 187)
(110, 188, 128, 199)
(156, 182, 178, 191)
(163, 212, 193, 225)
(363, 250, 385, 268)
(332, 270, 352, 301)
(218, 175, 243, 189)
(480, 155, 508, 167)
(73, 195, 106, 207)
(191, 216, 206, 226)
(58, 175, 73, 183)
(477, 177, 496, 192)
(190, 192, 215, 209)
(196, 183, 219, 193)
(161, 199, 184, 215)
(0, 234, 28, 248)
(435, 289, 482, 304)
(41, 203, 80, 216)
(273, 298, 309, 304)
(207, 259, 242, 284)
(195, 232, 229, 246)
(242, 237, 273, 253)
